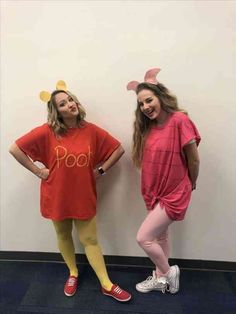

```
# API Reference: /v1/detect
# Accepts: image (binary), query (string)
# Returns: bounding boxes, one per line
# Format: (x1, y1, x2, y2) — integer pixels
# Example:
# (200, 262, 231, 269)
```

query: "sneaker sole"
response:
(136, 285, 163, 293)
(64, 290, 77, 297)
(102, 291, 131, 302)
(169, 265, 180, 294)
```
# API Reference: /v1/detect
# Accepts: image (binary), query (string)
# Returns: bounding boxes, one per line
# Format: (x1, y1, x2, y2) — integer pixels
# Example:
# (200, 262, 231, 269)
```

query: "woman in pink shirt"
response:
(127, 68, 201, 294)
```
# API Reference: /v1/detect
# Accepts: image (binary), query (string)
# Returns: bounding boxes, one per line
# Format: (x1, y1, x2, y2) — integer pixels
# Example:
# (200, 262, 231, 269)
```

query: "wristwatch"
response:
(98, 166, 106, 176)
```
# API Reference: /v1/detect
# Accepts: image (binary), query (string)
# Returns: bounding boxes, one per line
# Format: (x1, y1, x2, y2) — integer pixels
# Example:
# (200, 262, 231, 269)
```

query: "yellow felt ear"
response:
(56, 80, 67, 91)
(39, 91, 51, 102)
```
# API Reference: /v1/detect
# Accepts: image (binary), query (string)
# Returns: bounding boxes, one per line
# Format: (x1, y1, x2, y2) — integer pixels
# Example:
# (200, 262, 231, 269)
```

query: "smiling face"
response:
(137, 89, 162, 120)
(54, 92, 79, 122)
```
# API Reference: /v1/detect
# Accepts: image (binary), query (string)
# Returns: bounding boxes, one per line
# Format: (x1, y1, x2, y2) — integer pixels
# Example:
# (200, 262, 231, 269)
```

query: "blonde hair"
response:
(132, 82, 187, 168)
(47, 90, 86, 135)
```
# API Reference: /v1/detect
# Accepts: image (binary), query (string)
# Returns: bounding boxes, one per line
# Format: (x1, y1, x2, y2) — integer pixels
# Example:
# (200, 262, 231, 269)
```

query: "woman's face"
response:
(54, 92, 79, 121)
(137, 89, 162, 120)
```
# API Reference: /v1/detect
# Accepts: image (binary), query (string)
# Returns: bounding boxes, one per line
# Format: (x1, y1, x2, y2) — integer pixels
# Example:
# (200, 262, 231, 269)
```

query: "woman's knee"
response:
(53, 220, 72, 241)
(136, 229, 151, 247)
(79, 234, 98, 247)
(75, 217, 98, 247)
(136, 230, 143, 246)
(56, 228, 72, 241)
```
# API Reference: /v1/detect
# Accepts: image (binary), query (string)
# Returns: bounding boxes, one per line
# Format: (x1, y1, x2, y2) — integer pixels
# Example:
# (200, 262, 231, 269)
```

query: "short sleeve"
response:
(179, 115, 201, 149)
(92, 124, 120, 165)
(15, 124, 49, 164)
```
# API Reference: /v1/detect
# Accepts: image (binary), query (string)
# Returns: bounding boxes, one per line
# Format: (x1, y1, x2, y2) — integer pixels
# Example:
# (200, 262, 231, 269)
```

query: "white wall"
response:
(1, 0, 236, 262)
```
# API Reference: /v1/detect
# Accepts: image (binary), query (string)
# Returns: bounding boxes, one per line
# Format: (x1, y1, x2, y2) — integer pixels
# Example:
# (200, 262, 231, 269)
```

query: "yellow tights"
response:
(52, 216, 113, 291)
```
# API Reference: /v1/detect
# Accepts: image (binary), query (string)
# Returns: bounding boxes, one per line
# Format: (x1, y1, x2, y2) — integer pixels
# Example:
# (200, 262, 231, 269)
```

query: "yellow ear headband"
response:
(39, 80, 67, 103)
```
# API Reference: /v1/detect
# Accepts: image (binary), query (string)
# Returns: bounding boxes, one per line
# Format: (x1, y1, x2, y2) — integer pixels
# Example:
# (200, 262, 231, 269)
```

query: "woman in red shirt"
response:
(9, 81, 131, 302)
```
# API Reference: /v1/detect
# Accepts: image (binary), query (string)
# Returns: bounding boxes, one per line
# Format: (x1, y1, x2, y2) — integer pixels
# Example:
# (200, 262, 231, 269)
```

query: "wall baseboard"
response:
(0, 251, 235, 271)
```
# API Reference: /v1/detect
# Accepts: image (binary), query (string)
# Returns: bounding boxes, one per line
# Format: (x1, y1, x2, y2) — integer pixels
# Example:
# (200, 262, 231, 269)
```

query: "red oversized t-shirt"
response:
(141, 112, 201, 221)
(16, 122, 120, 221)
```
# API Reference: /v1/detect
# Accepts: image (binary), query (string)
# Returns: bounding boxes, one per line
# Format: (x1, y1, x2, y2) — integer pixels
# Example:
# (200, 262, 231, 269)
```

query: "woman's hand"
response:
(93, 168, 101, 180)
(36, 168, 49, 180)
(9, 143, 49, 180)
(184, 142, 200, 192)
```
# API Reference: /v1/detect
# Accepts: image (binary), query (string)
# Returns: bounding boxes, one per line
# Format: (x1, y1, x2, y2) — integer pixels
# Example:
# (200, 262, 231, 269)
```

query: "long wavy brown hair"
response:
(47, 90, 86, 135)
(132, 82, 187, 168)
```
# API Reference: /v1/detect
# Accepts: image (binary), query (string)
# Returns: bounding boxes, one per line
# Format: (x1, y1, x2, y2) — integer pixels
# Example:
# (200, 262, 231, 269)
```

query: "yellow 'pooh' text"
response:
(55, 145, 92, 168)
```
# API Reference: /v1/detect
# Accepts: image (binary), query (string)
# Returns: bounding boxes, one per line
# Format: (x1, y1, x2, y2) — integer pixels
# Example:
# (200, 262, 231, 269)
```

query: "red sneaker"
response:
(102, 284, 131, 302)
(64, 275, 78, 297)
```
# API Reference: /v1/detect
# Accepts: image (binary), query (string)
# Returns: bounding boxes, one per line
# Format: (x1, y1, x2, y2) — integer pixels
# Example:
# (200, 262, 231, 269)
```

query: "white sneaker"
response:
(136, 271, 167, 293)
(166, 265, 180, 294)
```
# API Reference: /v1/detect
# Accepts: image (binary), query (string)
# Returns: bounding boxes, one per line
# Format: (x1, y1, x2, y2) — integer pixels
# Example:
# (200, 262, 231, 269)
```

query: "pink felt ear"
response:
(144, 68, 161, 84)
(126, 81, 140, 91)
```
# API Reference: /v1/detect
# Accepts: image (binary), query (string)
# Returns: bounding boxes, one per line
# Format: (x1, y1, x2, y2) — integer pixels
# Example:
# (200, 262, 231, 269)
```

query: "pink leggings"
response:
(136, 203, 173, 276)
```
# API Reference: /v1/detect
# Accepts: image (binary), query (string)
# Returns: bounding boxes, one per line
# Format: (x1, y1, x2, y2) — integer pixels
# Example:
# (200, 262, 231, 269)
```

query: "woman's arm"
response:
(183, 142, 200, 190)
(9, 143, 49, 180)
(94, 145, 125, 178)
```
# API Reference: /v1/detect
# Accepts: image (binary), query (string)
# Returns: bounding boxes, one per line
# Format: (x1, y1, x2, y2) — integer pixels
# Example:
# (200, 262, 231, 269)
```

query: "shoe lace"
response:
(142, 276, 159, 289)
(68, 277, 76, 287)
(143, 275, 154, 284)
(114, 285, 123, 294)
(166, 284, 170, 292)
(157, 277, 167, 294)
(141, 274, 167, 293)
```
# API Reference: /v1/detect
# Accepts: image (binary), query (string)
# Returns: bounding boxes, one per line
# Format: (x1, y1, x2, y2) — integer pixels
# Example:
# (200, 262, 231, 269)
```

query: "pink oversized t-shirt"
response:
(141, 112, 201, 220)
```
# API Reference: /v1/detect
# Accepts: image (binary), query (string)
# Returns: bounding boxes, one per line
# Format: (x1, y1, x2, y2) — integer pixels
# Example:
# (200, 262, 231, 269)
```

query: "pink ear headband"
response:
(126, 68, 161, 91)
